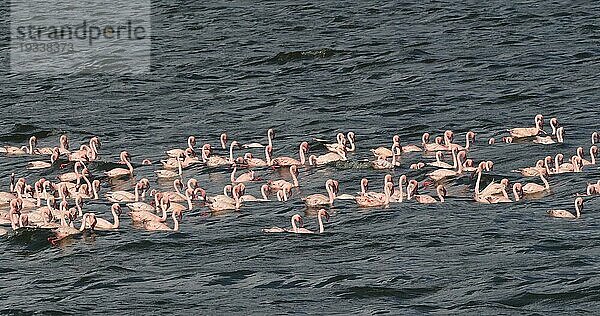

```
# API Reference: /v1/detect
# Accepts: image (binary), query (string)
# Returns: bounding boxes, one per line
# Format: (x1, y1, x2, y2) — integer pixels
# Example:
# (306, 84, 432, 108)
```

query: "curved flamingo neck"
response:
(541, 173, 550, 190)
(112, 209, 120, 228)
(230, 165, 237, 183)
(475, 170, 482, 197)
(318, 214, 325, 233)
(264, 147, 271, 165)
(299, 146, 306, 165)
(173, 214, 179, 231)
(229, 143, 235, 162)
(291, 216, 298, 233)
(261, 186, 269, 200)
(326, 183, 335, 205)
(291, 170, 299, 187)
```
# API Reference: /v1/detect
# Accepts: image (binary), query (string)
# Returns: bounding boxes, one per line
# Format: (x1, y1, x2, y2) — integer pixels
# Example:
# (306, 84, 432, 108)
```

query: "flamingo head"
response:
(591, 145, 598, 156)
(500, 178, 509, 186)
(347, 131, 355, 143)
(384, 174, 393, 185)
(392, 135, 400, 144)
(437, 185, 447, 197)
(308, 155, 317, 166)
(300, 142, 310, 153)
(267, 128, 274, 139)
(194, 188, 206, 201)
(112, 203, 122, 216)
(535, 114, 544, 129)
(488, 137, 495, 145)
(292, 214, 303, 227)
(513, 183, 523, 197)
(486, 161, 494, 171)
(398, 175, 407, 185)
(220, 133, 228, 149)
(422, 133, 430, 143)
(318, 209, 330, 222)
(593, 132, 599, 144)
(467, 131, 475, 141)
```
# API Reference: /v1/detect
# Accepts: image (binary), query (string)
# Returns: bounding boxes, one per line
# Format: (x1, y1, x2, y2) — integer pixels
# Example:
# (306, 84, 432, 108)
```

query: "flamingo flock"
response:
(0, 114, 598, 244)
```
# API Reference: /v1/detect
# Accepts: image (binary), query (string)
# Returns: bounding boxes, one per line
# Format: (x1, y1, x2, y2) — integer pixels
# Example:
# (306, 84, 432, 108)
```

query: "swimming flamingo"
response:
(263, 210, 330, 234)
(308, 148, 348, 165)
(428, 148, 457, 169)
(105, 181, 145, 203)
(166, 136, 196, 158)
(87, 204, 122, 230)
(238, 184, 271, 202)
(508, 114, 544, 138)
(244, 145, 272, 167)
(372, 143, 400, 169)
(269, 165, 299, 190)
(155, 153, 183, 179)
(371, 135, 400, 158)
(27, 147, 60, 170)
(207, 185, 241, 211)
(204, 141, 239, 167)
(243, 128, 275, 149)
(303, 179, 337, 208)
(514, 159, 545, 177)
(346, 132, 356, 152)
(427, 150, 464, 181)
(143, 209, 182, 232)
(0, 136, 37, 155)
(271, 142, 309, 166)
(355, 182, 392, 207)
(547, 197, 583, 219)
(105, 151, 134, 178)
(230, 163, 256, 183)
(521, 169, 550, 195)
(447, 131, 475, 151)
(129, 195, 169, 223)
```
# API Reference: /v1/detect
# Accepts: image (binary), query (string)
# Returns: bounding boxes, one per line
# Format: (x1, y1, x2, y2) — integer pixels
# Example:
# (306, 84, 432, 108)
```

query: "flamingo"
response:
(166, 136, 196, 158)
(105, 181, 145, 203)
(534, 125, 564, 144)
(269, 165, 299, 190)
(508, 114, 544, 138)
(87, 204, 122, 230)
(220, 133, 228, 149)
(207, 185, 241, 211)
(263, 210, 330, 234)
(243, 128, 275, 148)
(522, 169, 550, 195)
(308, 149, 347, 166)
(238, 184, 271, 202)
(27, 147, 60, 170)
(514, 159, 545, 177)
(271, 142, 309, 166)
(143, 209, 182, 232)
(447, 131, 475, 151)
(427, 151, 454, 169)
(129, 195, 169, 223)
(0, 136, 37, 155)
(355, 182, 392, 207)
(303, 179, 337, 208)
(426, 149, 464, 181)
(105, 151, 134, 178)
(592, 132, 599, 145)
(244, 145, 272, 167)
(155, 153, 183, 179)
(547, 197, 583, 219)
(407, 181, 446, 203)
(372, 143, 400, 169)
(230, 163, 256, 183)
(371, 135, 400, 158)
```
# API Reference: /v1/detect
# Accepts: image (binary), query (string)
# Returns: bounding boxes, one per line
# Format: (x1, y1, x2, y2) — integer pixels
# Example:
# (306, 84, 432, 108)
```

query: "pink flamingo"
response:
(303, 179, 337, 208)
(271, 142, 309, 166)
(508, 114, 544, 138)
(105, 151, 134, 178)
(547, 197, 583, 219)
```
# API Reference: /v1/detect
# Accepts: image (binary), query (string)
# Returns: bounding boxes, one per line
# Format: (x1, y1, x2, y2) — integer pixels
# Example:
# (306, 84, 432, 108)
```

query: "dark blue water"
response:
(2, 1, 600, 314)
